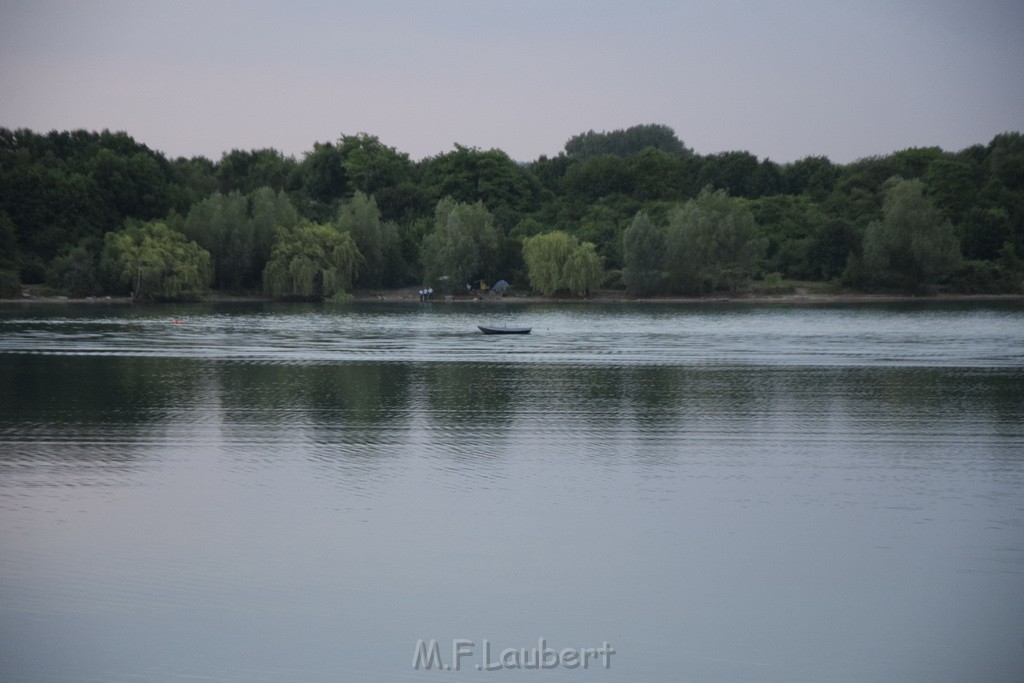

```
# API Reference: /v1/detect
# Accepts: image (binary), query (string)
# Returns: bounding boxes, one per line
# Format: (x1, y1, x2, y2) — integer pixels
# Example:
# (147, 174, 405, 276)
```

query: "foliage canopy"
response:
(421, 199, 500, 291)
(263, 223, 362, 299)
(100, 221, 212, 301)
(664, 187, 766, 293)
(863, 178, 961, 291)
(1, 124, 1022, 299)
(622, 211, 664, 295)
(522, 231, 604, 296)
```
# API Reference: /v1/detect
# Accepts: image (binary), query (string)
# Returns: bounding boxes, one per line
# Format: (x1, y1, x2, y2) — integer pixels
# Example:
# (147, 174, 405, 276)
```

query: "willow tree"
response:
(523, 231, 604, 296)
(100, 221, 212, 301)
(563, 241, 604, 296)
(262, 223, 362, 300)
(522, 231, 575, 295)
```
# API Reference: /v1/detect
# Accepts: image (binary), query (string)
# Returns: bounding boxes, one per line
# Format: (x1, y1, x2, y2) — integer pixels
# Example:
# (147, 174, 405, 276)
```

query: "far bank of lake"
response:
(3, 287, 1023, 307)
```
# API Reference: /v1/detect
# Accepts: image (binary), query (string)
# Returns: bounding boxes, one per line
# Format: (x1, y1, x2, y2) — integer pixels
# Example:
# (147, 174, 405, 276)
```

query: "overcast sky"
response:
(2, 0, 1022, 164)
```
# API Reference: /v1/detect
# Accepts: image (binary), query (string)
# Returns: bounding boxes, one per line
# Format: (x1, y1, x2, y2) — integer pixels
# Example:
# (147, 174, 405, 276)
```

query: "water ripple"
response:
(1, 302, 1021, 368)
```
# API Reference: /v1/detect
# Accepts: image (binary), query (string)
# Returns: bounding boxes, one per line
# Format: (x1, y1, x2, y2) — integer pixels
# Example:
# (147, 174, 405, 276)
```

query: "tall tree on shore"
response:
(262, 223, 361, 300)
(522, 231, 605, 296)
(664, 187, 766, 293)
(563, 241, 604, 296)
(420, 199, 499, 290)
(182, 191, 249, 290)
(182, 188, 300, 291)
(863, 178, 961, 290)
(335, 191, 399, 288)
(100, 221, 212, 301)
(622, 211, 664, 295)
(249, 187, 301, 274)
(522, 231, 576, 295)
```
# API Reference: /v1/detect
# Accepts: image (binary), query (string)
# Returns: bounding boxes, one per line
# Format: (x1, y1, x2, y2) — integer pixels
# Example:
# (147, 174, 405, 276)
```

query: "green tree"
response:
(564, 124, 691, 161)
(421, 199, 499, 290)
(627, 147, 698, 200)
(863, 178, 961, 290)
(0, 165, 106, 282)
(949, 241, 1024, 294)
(494, 234, 527, 288)
(823, 155, 908, 229)
(782, 156, 838, 200)
(522, 231, 575, 295)
(47, 238, 101, 296)
(664, 187, 767, 293)
(90, 148, 173, 221)
(923, 157, 977, 224)
(808, 217, 859, 281)
(697, 151, 764, 198)
(522, 231, 604, 296)
(561, 154, 634, 203)
(420, 145, 539, 226)
(182, 191, 250, 290)
(183, 188, 299, 291)
(263, 223, 361, 299)
(526, 153, 575, 195)
(749, 195, 827, 279)
(622, 211, 664, 295)
(563, 241, 604, 296)
(960, 206, 1012, 260)
(985, 133, 1024, 192)
(0, 210, 17, 267)
(168, 156, 218, 212)
(374, 181, 431, 225)
(510, 217, 546, 239)
(295, 141, 348, 221)
(888, 147, 947, 179)
(0, 210, 19, 296)
(337, 133, 413, 197)
(577, 203, 630, 269)
(100, 221, 212, 301)
(335, 191, 400, 288)
(217, 148, 296, 194)
(249, 187, 301, 275)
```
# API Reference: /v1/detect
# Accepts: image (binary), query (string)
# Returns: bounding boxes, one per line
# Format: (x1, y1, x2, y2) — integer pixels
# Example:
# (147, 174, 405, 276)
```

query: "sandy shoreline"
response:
(2, 289, 1022, 306)
(350, 288, 1024, 305)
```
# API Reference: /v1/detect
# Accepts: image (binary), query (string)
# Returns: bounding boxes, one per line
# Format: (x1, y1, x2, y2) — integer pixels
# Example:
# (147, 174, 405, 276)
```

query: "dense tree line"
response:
(1, 124, 1022, 300)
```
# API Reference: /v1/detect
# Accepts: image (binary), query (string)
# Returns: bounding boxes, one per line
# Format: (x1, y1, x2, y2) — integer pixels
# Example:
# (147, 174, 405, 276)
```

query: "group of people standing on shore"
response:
(418, 287, 434, 302)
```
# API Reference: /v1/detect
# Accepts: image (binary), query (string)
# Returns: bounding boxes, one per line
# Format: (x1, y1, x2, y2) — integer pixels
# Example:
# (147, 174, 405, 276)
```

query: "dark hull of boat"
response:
(478, 326, 531, 335)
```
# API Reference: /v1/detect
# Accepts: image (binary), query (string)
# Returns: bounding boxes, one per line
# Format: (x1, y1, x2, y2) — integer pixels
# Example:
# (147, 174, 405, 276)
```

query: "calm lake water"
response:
(1, 301, 1022, 682)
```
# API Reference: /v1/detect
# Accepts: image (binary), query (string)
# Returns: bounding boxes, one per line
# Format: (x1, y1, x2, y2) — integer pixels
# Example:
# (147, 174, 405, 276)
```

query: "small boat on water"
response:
(478, 325, 531, 335)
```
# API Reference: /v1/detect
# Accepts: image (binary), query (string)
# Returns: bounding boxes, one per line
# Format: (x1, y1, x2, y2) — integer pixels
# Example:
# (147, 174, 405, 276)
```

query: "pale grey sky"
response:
(1, 0, 1022, 163)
